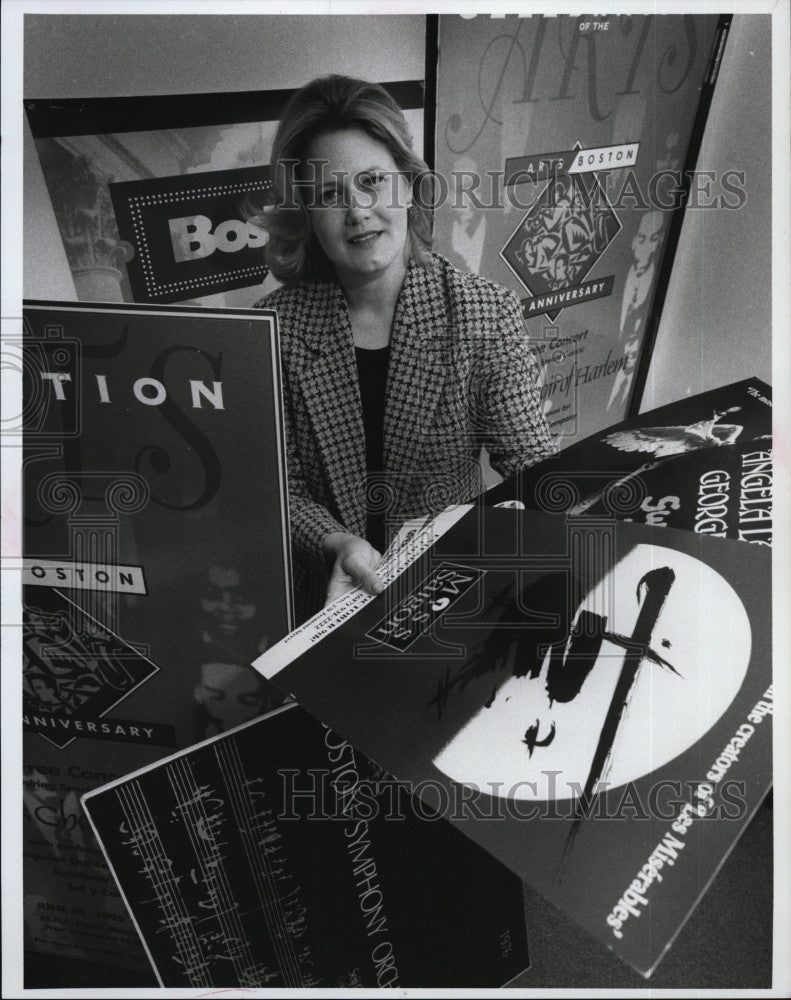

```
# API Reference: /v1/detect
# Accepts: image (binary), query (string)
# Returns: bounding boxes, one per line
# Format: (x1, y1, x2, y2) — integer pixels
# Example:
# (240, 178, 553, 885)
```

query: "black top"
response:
(355, 345, 390, 554)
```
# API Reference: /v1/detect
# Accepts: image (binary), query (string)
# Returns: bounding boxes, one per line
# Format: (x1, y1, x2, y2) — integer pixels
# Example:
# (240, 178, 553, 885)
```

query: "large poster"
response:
(22, 302, 291, 971)
(433, 14, 724, 444)
(254, 506, 772, 977)
(83, 703, 531, 989)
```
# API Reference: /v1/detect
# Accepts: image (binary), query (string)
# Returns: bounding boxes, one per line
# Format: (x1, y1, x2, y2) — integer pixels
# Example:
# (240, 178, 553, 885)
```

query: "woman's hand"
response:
(322, 532, 385, 605)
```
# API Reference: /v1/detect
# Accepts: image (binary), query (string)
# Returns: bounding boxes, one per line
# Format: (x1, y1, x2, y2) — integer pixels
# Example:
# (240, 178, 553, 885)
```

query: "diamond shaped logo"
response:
(501, 165, 621, 322)
(23, 587, 159, 749)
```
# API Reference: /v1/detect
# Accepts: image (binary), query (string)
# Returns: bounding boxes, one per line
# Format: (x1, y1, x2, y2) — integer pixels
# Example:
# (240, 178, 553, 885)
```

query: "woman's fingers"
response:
(340, 538, 384, 595)
(325, 564, 356, 605)
(351, 560, 385, 597)
(324, 534, 384, 604)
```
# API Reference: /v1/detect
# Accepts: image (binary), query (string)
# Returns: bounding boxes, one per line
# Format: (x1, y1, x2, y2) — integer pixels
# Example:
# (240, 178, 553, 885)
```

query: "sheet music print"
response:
(212, 740, 313, 984)
(116, 782, 210, 987)
(86, 704, 533, 987)
(113, 745, 317, 988)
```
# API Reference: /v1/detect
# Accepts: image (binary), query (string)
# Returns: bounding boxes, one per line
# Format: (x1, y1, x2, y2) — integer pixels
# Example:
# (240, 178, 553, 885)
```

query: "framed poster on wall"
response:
(432, 13, 730, 445)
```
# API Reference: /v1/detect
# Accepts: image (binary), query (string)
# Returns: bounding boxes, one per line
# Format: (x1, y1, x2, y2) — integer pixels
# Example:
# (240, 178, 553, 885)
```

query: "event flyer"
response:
(433, 14, 723, 440)
(255, 506, 772, 976)
(83, 702, 531, 989)
(485, 377, 772, 545)
(22, 302, 291, 971)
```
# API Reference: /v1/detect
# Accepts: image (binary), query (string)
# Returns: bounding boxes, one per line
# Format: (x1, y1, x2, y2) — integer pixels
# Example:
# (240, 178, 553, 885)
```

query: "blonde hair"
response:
(260, 75, 434, 283)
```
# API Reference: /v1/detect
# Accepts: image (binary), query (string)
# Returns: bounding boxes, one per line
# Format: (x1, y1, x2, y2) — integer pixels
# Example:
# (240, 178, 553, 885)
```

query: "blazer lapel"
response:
(295, 284, 367, 537)
(384, 261, 449, 477)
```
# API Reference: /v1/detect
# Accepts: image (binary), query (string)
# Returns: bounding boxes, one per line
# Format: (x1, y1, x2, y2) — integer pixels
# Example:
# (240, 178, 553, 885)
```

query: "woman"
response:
(258, 75, 555, 622)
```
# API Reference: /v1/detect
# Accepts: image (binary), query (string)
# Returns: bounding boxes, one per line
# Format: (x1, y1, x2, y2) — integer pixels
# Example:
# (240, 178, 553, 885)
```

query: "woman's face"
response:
(304, 127, 412, 288)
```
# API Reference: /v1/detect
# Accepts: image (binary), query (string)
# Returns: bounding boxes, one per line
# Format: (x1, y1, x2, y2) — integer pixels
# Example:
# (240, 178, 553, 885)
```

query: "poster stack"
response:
(22, 302, 291, 974)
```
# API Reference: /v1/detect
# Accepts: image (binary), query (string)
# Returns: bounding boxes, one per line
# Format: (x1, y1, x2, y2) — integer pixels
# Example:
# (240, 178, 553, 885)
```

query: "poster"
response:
(433, 13, 724, 441)
(108, 164, 272, 304)
(22, 301, 291, 971)
(486, 377, 772, 547)
(254, 506, 772, 976)
(83, 702, 531, 989)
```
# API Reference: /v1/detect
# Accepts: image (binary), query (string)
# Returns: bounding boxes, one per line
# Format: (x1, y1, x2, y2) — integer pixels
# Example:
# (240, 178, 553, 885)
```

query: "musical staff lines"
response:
(86, 703, 535, 989)
(106, 728, 325, 988)
(214, 739, 317, 987)
(116, 780, 212, 988)
(166, 756, 277, 988)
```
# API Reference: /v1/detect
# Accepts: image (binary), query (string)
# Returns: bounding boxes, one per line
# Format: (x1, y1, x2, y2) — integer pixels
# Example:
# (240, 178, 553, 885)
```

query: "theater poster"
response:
(486, 377, 773, 546)
(22, 302, 291, 973)
(433, 14, 726, 445)
(254, 506, 772, 977)
(83, 702, 531, 989)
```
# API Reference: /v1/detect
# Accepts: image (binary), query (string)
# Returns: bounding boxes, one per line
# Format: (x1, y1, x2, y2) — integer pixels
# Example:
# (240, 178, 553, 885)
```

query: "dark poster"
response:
(22, 302, 291, 970)
(25, 105, 284, 308)
(486, 377, 772, 547)
(83, 702, 530, 989)
(109, 165, 272, 304)
(433, 14, 724, 443)
(254, 506, 772, 976)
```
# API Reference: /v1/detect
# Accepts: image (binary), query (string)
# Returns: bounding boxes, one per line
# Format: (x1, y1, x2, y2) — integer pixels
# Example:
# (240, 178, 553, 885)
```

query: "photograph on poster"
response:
(1, 2, 788, 996)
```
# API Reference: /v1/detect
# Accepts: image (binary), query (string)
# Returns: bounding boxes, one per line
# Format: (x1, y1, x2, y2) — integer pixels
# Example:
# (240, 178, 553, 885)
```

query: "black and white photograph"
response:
(1, 1, 788, 996)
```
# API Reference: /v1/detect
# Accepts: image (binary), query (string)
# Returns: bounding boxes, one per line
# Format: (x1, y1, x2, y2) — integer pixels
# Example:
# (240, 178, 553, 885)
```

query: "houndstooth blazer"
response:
(258, 252, 556, 620)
